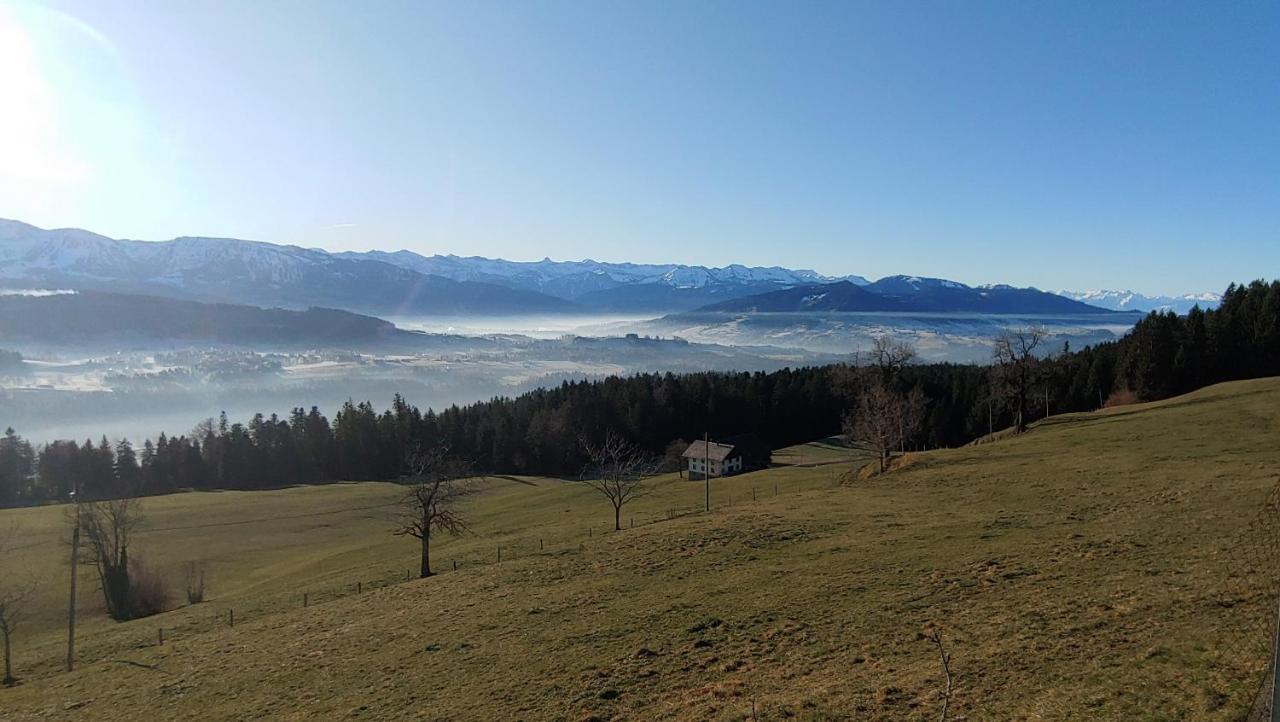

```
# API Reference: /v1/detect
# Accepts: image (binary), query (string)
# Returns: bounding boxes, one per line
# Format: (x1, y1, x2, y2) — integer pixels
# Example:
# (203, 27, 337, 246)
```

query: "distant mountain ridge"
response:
(1056, 289, 1221, 314)
(0, 218, 1208, 318)
(699, 281, 905, 313)
(0, 220, 576, 316)
(0, 290, 419, 347)
(701, 276, 1120, 315)
(0, 219, 870, 316)
(337, 250, 869, 312)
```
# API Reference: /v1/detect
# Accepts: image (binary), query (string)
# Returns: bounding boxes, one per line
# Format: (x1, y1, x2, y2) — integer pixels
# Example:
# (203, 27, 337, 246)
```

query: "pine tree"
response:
(0, 428, 35, 504)
(114, 439, 141, 495)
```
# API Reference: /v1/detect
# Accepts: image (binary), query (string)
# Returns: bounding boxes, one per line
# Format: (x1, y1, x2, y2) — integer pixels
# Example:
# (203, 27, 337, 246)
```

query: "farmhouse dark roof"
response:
(682, 440, 737, 462)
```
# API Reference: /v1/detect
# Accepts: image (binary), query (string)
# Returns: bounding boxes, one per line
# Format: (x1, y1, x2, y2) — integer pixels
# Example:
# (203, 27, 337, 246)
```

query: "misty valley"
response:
(0, 1, 1273, 717)
(1, 290, 1138, 445)
(0, 331, 840, 444)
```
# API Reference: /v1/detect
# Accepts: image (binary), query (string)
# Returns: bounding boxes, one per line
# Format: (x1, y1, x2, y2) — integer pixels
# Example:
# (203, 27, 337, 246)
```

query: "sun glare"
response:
(0, 5, 93, 187)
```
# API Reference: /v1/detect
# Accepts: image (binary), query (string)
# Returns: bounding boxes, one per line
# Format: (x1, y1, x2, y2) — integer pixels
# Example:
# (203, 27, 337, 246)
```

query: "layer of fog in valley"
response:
(638, 311, 1137, 361)
(1, 335, 836, 445)
(387, 314, 656, 339)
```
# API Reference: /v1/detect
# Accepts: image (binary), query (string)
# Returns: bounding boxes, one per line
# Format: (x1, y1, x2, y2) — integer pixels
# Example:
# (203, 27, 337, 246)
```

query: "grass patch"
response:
(1, 378, 1279, 719)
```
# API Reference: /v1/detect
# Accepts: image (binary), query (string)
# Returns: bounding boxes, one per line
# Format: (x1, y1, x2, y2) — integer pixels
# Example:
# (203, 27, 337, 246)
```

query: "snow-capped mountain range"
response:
(1057, 289, 1221, 314)
(334, 250, 869, 311)
(339, 250, 865, 292)
(0, 219, 870, 315)
(0, 219, 577, 315)
(0, 219, 1217, 317)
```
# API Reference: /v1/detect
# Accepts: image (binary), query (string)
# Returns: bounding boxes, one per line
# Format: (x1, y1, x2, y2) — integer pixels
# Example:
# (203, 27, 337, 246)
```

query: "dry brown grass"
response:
(1, 378, 1279, 720)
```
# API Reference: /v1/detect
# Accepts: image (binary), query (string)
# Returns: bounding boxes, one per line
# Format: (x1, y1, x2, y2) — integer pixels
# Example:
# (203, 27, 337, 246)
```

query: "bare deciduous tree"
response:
(835, 336, 919, 407)
(845, 382, 926, 473)
(579, 432, 658, 531)
(394, 446, 478, 578)
(77, 497, 142, 620)
(899, 385, 927, 454)
(992, 326, 1047, 433)
(867, 335, 918, 385)
(0, 525, 39, 686)
(840, 337, 927, 474)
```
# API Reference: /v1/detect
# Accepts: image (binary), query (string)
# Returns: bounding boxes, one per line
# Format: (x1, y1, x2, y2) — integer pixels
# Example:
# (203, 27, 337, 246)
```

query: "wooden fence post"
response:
(158, 628, 163, 646)
(229, 609, 234, 627)
(357, 581, 362, 594)
(303, 593, 308, 608)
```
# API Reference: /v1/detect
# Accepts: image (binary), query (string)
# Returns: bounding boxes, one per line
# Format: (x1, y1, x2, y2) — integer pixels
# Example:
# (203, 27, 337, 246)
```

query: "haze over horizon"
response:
(1, 1, 1276, 296)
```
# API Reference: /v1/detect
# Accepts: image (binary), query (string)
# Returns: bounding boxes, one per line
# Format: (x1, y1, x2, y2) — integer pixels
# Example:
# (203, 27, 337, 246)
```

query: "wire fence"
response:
(54, 472, 842, 673)
(29, 470, 1280, 722)
(1215, 479, 1280, 721)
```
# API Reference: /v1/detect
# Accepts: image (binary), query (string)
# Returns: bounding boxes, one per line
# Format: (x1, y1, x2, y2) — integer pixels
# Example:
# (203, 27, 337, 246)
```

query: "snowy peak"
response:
(331, 247, 871, 311)
(2, 217, 1215, 319)
(1057, 289, 1221, 314)
(868, 275, 973, 294)
(336, 248, 869, 297)
(0, 220, 576, 315)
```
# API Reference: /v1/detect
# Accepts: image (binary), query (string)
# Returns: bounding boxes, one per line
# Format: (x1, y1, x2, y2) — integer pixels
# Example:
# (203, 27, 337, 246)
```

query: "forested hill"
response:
(696, 276, 1117, 314)
(0, 291, 419, 347)
(1, 280, 1275, 508)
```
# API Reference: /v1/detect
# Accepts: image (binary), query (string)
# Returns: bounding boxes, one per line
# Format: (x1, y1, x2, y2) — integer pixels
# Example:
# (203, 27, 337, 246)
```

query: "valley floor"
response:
(3, 378, 1280, 720)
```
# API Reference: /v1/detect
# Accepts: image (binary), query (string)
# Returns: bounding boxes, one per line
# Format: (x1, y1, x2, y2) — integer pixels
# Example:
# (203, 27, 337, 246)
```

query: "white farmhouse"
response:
(682, 440, 743, 480)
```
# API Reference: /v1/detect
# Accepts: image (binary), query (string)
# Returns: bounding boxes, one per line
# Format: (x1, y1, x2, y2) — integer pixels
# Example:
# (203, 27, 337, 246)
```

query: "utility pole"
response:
(66, 481, 80, 673)
(987, 397, 993, 437)
(1044, 387, 1050, 419)
(703, 431, 710, 512)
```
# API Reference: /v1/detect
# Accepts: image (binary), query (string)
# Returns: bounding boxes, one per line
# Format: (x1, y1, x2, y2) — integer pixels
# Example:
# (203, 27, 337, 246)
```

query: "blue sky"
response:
(1, 0, 1276, 295)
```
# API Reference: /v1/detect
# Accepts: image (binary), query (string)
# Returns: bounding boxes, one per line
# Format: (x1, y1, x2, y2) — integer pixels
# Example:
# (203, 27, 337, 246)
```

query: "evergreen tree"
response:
(0, 428, 35, 504)
(5, 278, 1279, 509)
(114, 439, 142, 495)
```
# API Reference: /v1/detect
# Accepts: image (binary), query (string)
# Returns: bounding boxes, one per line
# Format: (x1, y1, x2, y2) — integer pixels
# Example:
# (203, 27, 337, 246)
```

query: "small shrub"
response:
(1104, 388, 1140, 408)
(128, 559, 172, 618)
(184, 561, 207, 605)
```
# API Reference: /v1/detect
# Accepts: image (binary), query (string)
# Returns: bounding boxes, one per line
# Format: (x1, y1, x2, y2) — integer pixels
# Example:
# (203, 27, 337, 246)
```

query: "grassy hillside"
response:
(3, 378, 1280, 720)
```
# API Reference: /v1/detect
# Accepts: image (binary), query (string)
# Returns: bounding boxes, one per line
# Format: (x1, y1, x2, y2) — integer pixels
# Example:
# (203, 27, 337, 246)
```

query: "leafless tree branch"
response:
(992, 326, 1048, 433)
(579, 432, 659, 531)
(77, 497, 142, 620)
(868, 335, 917, 385)
(0, 524, 41, 685)
(927, 628, 954, 722)
(843, 381, 926, 474)
(393, 445, 479, 577)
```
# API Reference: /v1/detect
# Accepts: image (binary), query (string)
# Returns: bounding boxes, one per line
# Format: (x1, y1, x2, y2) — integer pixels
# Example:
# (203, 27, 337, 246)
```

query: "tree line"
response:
(1, 279, 1276, 508)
